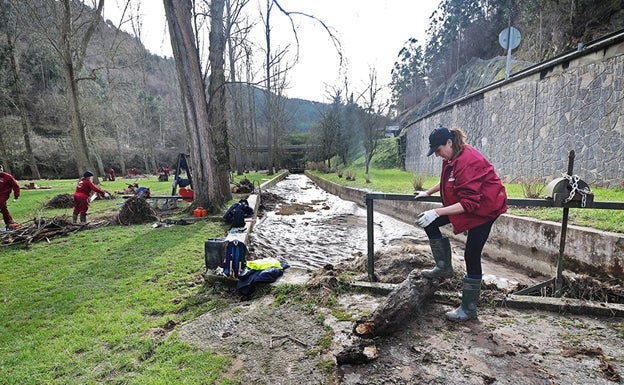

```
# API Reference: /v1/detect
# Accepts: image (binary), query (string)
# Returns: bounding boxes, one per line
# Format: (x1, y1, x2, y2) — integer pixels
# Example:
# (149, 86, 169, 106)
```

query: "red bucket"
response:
(178, 188, 194, 202)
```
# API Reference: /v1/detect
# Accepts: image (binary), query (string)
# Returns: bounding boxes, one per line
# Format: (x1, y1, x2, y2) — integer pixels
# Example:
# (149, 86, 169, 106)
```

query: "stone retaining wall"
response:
(306, 172, 624, 280)
(405, 32, 624, 188)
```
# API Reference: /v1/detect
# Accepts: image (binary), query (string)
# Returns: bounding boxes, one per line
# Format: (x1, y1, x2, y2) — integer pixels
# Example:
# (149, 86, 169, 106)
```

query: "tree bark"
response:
(207, 0, 232, 203)
(163, 0, 231, 211)
(56, 0, 104, 180)
(353, 270, 438, 337)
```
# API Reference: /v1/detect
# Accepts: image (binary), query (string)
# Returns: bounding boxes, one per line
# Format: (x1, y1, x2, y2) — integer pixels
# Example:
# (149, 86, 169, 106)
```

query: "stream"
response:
(249, 173, 544, 288)
(249, 173, 425, 270)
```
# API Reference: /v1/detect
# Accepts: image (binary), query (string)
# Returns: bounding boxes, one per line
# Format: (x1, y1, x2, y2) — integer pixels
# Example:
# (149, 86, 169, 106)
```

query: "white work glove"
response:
(13, 198, 18, 202)
(416, 209, 439, 227)
(104, 193, 110, 198)
(415, 191, 429, 199)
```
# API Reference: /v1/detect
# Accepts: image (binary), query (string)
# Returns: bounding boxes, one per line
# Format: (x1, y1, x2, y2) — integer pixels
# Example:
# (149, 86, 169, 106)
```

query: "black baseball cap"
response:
(427, 127, 454, 156)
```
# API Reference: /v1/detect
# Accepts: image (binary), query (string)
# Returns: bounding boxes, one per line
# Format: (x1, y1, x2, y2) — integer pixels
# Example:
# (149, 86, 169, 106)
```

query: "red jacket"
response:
(440, 145, 507, 234)
(74, 178, 106, 199)
(0, 172, 20, 200)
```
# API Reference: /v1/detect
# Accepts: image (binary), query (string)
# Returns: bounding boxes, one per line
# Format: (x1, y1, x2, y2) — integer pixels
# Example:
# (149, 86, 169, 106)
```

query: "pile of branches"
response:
(0, 216, 109, 246)
(232, 178, 254, 193)
(118, 196, 158, 225)
(559, 276, 624, 303)
(44, 194, 74, 209)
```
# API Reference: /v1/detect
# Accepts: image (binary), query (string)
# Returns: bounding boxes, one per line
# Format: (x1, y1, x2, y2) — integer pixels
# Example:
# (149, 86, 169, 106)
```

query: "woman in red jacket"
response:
(415, 126, 507, 322)
(73, 171, 110, 224)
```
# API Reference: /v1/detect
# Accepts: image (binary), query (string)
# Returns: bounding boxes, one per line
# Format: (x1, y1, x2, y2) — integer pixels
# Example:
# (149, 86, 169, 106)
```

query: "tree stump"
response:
(353, 270, 439, 337)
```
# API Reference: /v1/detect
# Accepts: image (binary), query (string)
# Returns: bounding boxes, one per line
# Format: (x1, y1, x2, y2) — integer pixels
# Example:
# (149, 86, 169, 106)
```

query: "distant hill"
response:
(0, 0, 327, 178)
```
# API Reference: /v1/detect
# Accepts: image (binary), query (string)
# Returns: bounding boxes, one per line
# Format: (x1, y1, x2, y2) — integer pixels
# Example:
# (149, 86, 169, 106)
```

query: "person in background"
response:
(415, 126, 507, 322)
(131, 167, 137, 177)
(132, 183, 150, 198)
(73, 171, 110, 224)
(108, 167, 115, 181)
(0, 165, 21, 230)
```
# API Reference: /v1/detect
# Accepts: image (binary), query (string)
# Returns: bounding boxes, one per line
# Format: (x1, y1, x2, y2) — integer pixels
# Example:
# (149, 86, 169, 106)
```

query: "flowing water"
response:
(249, 173, 545, 288)
(249, 173, 427, 270)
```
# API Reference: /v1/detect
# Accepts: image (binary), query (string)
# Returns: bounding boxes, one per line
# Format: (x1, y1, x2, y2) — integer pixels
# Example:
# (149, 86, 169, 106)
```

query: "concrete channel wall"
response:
(306, 172, 624, 280)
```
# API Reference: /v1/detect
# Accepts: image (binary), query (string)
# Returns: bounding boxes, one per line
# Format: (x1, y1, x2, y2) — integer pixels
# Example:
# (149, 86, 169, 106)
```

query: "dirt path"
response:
(178, 174, 623, 384)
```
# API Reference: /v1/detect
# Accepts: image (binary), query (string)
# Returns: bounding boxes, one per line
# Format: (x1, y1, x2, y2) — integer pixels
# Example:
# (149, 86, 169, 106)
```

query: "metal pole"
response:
(366, 195, 376, 282)
(554, 150, 575, 296)
(505, 27, 512, 79)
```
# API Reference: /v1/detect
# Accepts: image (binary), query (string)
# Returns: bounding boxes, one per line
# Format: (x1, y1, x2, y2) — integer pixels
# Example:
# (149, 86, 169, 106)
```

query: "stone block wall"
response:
(406, 34, 624, 188)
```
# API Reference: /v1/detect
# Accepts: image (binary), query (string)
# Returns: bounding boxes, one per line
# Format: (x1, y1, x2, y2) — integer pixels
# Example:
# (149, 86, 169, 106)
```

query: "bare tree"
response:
(23, 0, 105, 180)
(358, 68, 388, 175)
(163, 0, 231, 210)
(260, 0, 342, 173)
(224, 0, 253, 174)
(0, 1, 40, 178)
(314, 88, 342, 169)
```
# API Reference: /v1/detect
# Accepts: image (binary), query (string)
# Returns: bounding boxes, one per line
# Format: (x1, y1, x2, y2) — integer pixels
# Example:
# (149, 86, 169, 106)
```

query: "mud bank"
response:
(179, 171, 624, 384)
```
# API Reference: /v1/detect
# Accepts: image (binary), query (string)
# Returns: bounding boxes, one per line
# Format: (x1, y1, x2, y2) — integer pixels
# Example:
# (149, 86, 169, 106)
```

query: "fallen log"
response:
(353, 269, 439, 337)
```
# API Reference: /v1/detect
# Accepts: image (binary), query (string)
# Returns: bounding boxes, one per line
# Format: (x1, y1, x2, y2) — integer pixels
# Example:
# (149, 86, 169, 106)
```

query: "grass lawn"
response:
(1, 172, 268, 385)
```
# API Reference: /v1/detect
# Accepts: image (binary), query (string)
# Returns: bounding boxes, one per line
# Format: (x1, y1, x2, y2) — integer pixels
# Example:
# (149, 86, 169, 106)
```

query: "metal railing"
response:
(365, 151, 624, 297)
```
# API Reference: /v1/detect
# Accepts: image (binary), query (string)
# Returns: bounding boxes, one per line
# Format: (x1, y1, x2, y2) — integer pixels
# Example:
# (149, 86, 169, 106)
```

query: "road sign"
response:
(499, 26, 522, 50)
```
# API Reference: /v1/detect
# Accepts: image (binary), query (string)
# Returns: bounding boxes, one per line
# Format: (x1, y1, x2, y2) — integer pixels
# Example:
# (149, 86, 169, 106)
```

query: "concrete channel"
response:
(220, 171, 624, 317)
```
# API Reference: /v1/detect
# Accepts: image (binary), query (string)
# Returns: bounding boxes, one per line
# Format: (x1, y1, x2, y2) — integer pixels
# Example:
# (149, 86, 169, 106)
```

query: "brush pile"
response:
(0, 216, 109, 246)
(44, 194, 74, 209)
(118, 196, 158, 225)
(232, 178, 254, 193)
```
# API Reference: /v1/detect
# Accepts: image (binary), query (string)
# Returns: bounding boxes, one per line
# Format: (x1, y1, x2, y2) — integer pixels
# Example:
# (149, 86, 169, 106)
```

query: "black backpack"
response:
(230, 207, 246, 227)
(223, 200, 252, 228)
(222, 240, 247, 278)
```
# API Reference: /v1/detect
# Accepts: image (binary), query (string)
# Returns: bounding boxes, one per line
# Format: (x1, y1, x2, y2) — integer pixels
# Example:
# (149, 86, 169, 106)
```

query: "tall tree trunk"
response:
(114, 123, 127, 176)
(1, 2, 40, 179)
(163, 0, 231, 211)
(57, 0, 104, 180)
(207, 0, 232, 199)
(264, 0, 274, 174)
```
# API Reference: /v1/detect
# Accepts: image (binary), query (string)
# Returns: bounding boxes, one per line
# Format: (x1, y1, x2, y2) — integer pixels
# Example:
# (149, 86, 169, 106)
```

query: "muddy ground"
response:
(178, 175, 623, 385)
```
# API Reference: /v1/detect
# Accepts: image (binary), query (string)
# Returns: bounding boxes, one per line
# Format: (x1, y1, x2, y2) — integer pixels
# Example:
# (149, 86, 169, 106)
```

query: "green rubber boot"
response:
(446, 277, 482, 322)
(421, 237, 454, 279)
(72, 215, 78, 224)
(80, 215, 87, 223)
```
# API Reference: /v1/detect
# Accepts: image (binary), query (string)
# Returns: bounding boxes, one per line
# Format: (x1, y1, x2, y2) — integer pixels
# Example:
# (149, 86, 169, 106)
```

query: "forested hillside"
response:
(2, 0, 623, 179)
(0, 0, 324, 179)
(391, 0, 624, 122)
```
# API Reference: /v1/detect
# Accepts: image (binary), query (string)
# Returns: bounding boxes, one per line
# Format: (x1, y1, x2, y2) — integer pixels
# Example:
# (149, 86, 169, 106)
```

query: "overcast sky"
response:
(104, 0, 441, 103)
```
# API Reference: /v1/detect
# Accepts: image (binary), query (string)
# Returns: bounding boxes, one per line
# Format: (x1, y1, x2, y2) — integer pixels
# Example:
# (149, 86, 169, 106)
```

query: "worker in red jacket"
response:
(415, 126, 507, 322)
(0, 165, 21, 230)
(73, 171, 110, 224)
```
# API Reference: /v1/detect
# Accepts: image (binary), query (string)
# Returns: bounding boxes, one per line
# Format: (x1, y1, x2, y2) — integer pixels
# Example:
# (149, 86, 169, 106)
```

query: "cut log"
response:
(353, 269, 439, 337)
(335, 343, 378, 365)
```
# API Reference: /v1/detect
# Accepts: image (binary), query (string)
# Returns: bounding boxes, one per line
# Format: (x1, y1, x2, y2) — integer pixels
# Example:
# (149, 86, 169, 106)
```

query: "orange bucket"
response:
(194, 206, 207, 217)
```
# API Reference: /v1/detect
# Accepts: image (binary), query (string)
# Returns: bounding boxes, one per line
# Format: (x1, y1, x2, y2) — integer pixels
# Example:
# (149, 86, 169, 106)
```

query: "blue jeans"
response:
(423, 216, 497, 277)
